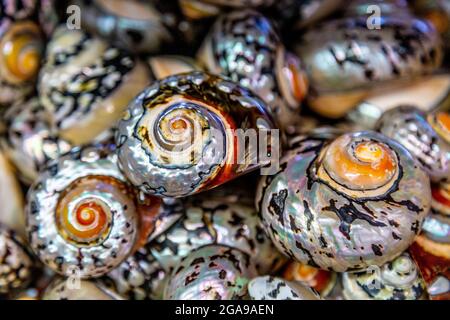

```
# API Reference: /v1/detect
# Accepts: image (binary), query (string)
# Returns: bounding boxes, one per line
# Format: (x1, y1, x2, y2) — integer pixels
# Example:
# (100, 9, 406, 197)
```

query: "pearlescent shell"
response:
(75, 0, 175, 54)
(1, 98, 72, 184)
(38, 25, 150, 146)
(377, 106, 450, 182)
(26, 146, 140, 278)
(43, 278, 123, 300)
(0, 224, 34, 295)
(256, 131, 431, 271)
(248, 276, 320, 300)
(198, 10, 307, 128)
(422, 183, 450, 244)
(164, 245, 257, 300)
(342, 253, 427, 300)
(116, 71, 276, 198)
(295, 16, 442, 118)
(151, 197, 285, 274)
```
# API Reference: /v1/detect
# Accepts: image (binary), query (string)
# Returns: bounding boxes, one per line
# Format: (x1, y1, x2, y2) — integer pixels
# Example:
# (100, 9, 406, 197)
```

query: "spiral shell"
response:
(0, 224, 34, 295)
(248, 276, 321, 300)
(256, 131, 431, 271)
(376, 106, 450, 182)
(342, 253, 427, 300)
(295, 16, 443, 118)
(75, 0, 177, 54)
(116, 71, 276, 198)
(43, 278, 123, 300)
(1, 98, 72, 184)
(38, 25, 150, 146)
(422, 182, 450, 244)
(198, 10, 307, 128)
(26, 146, 143, 278)
(283, 262, 337, 297)
(164, 245, 257, 300)
(150, 197, 285, 275)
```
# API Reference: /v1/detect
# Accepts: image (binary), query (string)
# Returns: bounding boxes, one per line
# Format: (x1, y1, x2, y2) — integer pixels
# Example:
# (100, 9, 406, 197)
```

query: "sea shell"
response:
(42, 277, 123, 300)
(283, 261, 337, 297)
(248, 276, 321, 300)
(423, 182, 450, 244)
(295, 16, 443, 118)
(256, 131, 431, 271)
(74, 0, 182, 54)
(376, 106, 450, 182)
(342, 253, 427, 300)
(0, 0, 45, 106)
(198, 10, 308, 128)
(26, 146, 150, 278)
(150, 197, 285, 275)
(164, 245, 257, 300)
(1, 98, 72, 184)
(0, 224, 34, 295)
(38, 25, 150, 146)
(116, 71, 277, 198)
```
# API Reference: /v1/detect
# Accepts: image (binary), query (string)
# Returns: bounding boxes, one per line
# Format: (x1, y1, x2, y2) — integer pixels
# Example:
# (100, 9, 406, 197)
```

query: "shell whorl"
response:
(116, 71, 275, 198)
(248, 276, 321, 300)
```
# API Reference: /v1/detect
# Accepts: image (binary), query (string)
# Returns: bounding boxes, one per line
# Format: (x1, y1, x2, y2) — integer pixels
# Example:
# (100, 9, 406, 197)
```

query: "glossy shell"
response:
(38, 26, 150, 146)
(151, 197, 285, 274)
(116, 71, 276, 198)
(43, 278, 123, 300)
(0, 224, 33, 295)
(256, 131, 431, 271)
(248, 276, 320, 300)
(75, 0, 176, 54)
(423, 182, 450, 244)
(26, 146, 140, 278)
(1, 98, 72, 184)
(295, 16, 443, 118)
(164, 245, 257, 300)
(376, 106, 450, 182)
(342, 253, 427, 300)
(198, 10, 307, 128)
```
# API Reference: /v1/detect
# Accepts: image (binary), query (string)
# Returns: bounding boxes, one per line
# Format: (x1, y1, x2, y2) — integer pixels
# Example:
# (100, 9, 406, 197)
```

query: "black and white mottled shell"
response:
(248, 276, 321, 300)
(26, 146, 140, 278)
(198, 10, 307, 128)
(42, 277, 123, 300)
(164, 245, 257, 300)
(116, 71, 276, 198)
(376, 106, 450, 182)
(151, 197, 285, 275)
(0, 224, 34, 295)
(295, 16, 443, 118)
(38, 25, 150, 146)
(256, 131, 431, 272)
(342, 253, 427, 300)
(1, 98, 72, 184)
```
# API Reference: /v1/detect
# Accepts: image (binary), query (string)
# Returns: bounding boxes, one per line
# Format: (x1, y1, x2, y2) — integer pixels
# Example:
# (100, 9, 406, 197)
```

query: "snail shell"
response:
(0, 1, 44, 106)
(42, 277, 123, 300)
(256, 131, 431, 271)
(1, 98, 72, 184)
(342, 253, 427, 300)
(26, 146, 142, 278)
(248, 276, 321, 300)
(164, 244, 257, 300)
(0, 224, 34, 295)
(38, 25, 150, 146)
(376, 106, 450, 182)
(198, 10, 307, 128)
(0, 150, 25, 235)
(283, 262, 337, 297)
(74, 0, 176, 54)
(150, 197, 285, 275)
(116, 71, 276, 198)
(422, 182, 450, 244)
(295, 16, 443, 118)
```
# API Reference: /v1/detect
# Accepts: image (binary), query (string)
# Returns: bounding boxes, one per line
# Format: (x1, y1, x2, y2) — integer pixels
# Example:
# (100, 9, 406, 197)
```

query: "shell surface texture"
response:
(248, 275, 321, 300)
(116, 71, 276, 198)
(256, 131, 431, 271)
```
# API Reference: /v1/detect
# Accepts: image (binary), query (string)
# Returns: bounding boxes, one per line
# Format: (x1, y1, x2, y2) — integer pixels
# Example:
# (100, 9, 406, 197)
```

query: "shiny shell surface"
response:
(248, 276, 320, 300)
(256, 131, 431, 271)
(43, 278, 123, 300)
(116, 71, 276, 198)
